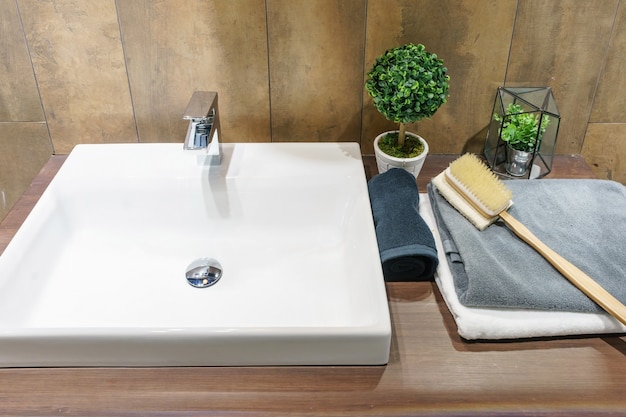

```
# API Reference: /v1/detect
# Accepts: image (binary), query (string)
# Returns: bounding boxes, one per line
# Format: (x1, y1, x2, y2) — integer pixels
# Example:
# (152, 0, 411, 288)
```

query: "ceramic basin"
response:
(0, 143, 390, 367)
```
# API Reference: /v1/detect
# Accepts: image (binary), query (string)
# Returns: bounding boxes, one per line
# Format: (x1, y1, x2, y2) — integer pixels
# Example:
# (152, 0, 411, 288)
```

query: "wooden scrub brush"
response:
(431, 153, 626, 326)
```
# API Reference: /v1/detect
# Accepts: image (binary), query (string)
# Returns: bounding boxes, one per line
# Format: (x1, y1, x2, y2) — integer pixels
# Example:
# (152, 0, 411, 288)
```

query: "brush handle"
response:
(499, 211, 626, 326)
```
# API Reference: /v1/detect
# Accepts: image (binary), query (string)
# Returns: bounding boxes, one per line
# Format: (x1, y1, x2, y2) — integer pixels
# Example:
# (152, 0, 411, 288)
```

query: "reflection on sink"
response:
(0, 143, 390, 366)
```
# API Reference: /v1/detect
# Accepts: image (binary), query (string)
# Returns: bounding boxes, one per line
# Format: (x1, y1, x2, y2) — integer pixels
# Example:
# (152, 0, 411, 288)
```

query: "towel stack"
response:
(427, 178, 626, 339)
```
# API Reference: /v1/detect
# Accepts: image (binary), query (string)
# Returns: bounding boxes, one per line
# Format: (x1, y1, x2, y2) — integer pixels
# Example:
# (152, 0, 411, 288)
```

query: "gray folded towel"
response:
(428, 179, 626, 312)
(368, 168, 438, 281)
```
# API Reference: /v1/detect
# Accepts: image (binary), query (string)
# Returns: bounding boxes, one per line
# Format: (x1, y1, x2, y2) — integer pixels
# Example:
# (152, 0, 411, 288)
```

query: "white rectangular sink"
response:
(0, 143, 390, 366)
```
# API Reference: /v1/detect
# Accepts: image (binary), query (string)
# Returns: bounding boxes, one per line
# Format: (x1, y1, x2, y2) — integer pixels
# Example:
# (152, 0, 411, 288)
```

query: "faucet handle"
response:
(183, 91, 218, 121)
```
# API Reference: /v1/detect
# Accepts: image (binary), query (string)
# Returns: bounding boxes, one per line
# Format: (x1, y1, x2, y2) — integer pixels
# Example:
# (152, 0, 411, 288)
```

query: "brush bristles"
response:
(447, 154, 512, 216)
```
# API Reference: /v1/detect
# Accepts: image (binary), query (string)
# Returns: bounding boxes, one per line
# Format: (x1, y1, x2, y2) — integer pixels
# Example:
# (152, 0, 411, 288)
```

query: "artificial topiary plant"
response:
(366, 43, 450, 156)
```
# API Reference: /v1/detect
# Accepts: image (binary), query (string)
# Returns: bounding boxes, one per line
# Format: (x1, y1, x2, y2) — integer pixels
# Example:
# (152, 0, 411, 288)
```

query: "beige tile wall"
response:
(0, 0, 52, 220)
(2, 0, 626, 221)
(117, 0, 271, 143)
(19, 0, 138, 154)
(505, 0, 619, 155)
(267, 0, 366, 143)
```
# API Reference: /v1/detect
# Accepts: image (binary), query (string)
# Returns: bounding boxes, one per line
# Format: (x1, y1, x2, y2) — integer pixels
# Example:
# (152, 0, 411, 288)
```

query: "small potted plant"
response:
(493, 103, 550, 176)
(365, 43, 450, 177)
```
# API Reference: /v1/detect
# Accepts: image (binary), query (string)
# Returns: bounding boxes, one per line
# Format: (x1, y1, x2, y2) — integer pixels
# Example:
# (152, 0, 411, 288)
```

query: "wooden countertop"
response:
(1, 154, 625, 416)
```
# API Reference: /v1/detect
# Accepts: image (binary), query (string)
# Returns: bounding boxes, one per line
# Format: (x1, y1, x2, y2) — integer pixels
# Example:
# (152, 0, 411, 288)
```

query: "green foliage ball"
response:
(366, 43, 450, 124)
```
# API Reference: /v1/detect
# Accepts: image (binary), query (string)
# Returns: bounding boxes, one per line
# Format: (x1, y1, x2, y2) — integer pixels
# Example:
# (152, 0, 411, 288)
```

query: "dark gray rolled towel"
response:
(368, 168, 439, 281)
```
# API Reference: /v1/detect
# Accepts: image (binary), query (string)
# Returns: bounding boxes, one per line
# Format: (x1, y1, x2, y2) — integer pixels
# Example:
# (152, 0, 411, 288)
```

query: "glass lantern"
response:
(484, 87, 560, 179)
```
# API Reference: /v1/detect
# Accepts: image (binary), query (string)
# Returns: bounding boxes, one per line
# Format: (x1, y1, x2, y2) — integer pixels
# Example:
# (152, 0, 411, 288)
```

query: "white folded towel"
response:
(419, 195, 626, 340)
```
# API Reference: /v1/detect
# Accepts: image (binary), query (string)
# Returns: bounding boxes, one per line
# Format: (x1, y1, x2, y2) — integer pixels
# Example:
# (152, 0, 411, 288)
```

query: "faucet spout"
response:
(183, 91, 222, 165)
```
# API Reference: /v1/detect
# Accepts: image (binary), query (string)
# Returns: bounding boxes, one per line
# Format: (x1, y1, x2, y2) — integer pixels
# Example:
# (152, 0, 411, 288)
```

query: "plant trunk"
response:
(398, 123, 406, 148)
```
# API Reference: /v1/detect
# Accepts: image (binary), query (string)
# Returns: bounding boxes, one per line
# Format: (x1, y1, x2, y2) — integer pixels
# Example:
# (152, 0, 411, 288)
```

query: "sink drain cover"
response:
(185, 258, 223, 288)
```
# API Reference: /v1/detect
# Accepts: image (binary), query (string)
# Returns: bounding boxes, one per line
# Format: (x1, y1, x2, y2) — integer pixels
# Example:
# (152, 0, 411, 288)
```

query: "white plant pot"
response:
(373, 131, 429, 178)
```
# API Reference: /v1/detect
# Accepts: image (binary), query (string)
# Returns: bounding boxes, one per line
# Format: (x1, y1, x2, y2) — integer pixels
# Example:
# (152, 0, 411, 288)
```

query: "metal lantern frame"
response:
(484, 87, 560, 179)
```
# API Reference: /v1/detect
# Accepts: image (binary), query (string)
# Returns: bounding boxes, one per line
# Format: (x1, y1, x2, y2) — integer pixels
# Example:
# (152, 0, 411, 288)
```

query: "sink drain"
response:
(185, 258, 223, 288)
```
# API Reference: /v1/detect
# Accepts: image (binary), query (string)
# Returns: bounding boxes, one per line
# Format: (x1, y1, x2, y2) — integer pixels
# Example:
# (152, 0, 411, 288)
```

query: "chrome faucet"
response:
(183, 91, 222, 165)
